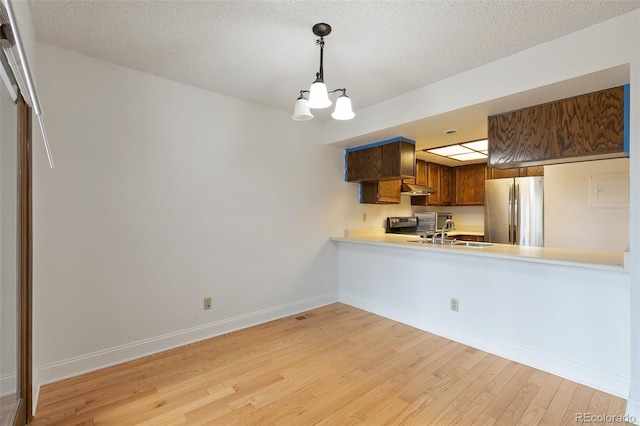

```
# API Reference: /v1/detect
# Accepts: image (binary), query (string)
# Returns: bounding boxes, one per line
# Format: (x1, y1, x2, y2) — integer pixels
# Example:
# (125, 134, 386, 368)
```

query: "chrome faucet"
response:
(440, 219, 456, 244)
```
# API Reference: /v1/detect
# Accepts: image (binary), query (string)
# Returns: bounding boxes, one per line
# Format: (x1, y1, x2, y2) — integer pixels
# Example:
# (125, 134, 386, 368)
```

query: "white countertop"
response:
(331, 229, 627, 273)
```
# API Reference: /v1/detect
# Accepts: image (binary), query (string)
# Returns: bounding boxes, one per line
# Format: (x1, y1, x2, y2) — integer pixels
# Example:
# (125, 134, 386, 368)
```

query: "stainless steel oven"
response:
(386, 217, 418, 235)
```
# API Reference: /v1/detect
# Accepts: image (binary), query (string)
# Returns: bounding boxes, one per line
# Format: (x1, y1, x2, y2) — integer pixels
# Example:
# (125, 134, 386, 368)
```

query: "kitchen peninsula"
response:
(331, 228, 626, 272)
(331, 229, 631, 399)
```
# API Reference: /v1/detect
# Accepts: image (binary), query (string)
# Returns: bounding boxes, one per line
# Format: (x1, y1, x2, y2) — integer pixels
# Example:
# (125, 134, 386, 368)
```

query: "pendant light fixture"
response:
(292, 23, 355, 121)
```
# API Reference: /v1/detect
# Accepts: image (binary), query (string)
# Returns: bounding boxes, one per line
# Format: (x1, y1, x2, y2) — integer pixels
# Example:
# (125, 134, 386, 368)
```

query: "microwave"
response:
(415, 212, 453, 233)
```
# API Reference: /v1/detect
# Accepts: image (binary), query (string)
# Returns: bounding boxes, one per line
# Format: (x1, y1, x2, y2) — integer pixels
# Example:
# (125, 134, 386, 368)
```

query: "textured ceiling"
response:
(28, 0, 640, 123)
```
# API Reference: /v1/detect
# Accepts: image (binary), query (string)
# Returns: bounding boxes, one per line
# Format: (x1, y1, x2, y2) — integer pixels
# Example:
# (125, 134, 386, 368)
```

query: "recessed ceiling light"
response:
(462, 139, 488, 151)
(428, 145, 473, 156)
(449, 152, 488, 161)
(445, 129, 458, 134)
(424, 138, 489, 162)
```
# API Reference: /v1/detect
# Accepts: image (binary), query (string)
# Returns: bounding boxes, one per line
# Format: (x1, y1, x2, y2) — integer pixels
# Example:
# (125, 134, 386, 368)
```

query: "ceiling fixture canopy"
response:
(292, 23, 354, 121)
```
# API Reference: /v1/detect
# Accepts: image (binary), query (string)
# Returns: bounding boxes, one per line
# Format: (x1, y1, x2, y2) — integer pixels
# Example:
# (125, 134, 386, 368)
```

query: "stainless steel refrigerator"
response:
(484, 177, 544, 246)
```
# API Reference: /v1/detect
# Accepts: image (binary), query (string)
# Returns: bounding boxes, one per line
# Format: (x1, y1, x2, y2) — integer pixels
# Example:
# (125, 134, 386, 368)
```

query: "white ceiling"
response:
(28, 0, 640, 161)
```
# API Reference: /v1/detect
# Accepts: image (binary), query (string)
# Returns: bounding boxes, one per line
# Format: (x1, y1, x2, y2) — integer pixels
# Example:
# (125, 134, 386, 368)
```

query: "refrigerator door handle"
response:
(508, 183, 513, 243)
(514, 183, 520, 244)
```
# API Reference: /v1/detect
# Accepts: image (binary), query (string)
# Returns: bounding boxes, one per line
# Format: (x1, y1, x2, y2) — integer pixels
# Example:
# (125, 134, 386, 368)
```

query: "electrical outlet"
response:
(204, 297, 212, 310)
(450, 298, 459, 312)
(362, 213, 367, 222)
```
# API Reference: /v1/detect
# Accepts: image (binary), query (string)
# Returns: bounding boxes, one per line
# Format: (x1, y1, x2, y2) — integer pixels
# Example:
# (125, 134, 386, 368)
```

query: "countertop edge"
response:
(330, 236, 627, 273)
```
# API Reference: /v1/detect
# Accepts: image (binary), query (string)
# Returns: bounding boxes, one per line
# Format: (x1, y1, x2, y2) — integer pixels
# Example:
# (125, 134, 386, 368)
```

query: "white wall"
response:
(31, 44, 358, 400)
(337, 241, 631, 397)
(340, 189, 413, 232)
(545, 159, 629, 252)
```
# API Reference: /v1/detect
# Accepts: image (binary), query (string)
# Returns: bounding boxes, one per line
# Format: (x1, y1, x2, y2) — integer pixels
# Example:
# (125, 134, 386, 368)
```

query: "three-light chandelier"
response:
(292, 23, 355, 121)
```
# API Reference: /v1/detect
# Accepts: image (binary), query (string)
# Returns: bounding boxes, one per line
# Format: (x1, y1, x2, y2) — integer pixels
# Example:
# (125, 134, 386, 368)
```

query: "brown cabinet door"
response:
(360, 180, 401, 204)
(488, 167, 519, 179)
(488, 166, 544, 179)
(520, 166, 544, 177)
(455, 164, 487, 205)
(427, 163, 441, 205)
(347, 141, 416, 182)
(410, 160, 429, 206)
(415, 160, 427, 186)
(488, 86, 625, 168)
(377, 180, 401, 203)
(439, 166, 452, 205)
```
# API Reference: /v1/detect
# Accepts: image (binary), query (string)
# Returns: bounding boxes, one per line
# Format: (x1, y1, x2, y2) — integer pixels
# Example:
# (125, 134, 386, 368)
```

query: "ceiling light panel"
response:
(449, 152, 488, 161)
(427, 145, 473, 156)
(462, 139, 488, 151)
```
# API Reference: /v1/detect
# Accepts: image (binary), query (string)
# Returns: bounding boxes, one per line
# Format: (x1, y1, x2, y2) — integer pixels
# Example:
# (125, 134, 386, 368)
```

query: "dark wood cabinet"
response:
(439, 166, 453, 205)
(361, 180, 401, 204)
(520, 166, 544, 177)
(487, 166, 544, 179)
(426, 163, 441, 205)
(415, 160, 427, 186)
(411, 161, 454, 206)
(347, 139, 416, 182)
(487, 167, 520, 179)
(411, 160, 453, 206)
(488, 86, 626, 168)
(454, 164, 487, 205)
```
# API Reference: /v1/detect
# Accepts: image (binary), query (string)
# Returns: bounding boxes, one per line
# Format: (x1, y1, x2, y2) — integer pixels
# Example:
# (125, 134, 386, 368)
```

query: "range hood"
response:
(400, 183, 437, 196)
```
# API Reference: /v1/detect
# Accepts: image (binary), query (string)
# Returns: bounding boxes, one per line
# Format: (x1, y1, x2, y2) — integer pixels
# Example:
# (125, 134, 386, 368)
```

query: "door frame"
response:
(14, 95, 32, 425)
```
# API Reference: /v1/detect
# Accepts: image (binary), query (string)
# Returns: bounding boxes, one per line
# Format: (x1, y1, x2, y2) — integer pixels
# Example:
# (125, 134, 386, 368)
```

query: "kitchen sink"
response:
(407, 239, 457, 245)
(453, 241, 493, 247)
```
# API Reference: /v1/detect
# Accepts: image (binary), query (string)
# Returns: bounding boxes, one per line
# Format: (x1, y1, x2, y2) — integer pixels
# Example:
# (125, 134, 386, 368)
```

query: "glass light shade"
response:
(291, 97, 314, 121)
(307, 82, 332, 109)
(331, 95, 355, 120)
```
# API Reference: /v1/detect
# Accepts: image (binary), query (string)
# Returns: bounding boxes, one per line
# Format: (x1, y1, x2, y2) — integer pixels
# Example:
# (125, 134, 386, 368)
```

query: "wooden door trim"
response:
(15, 95, 33, 424)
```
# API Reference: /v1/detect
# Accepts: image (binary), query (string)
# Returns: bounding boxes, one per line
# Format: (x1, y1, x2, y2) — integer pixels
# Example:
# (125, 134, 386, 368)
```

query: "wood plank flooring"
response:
(31, 303, 631, 425)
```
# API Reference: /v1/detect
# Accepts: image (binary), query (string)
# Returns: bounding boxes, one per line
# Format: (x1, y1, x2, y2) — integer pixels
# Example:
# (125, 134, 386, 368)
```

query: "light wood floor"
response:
(32, 303, 630, 425)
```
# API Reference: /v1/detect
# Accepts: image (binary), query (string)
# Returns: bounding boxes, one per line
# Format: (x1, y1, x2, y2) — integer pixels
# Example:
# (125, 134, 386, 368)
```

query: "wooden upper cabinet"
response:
(426, 163, 441, 205)
(488, 86, 626, 168)
(487, 167, 520, 179)
(361, 180, 401, 204)
(347, 139, 416, 182)
(415, 160, 427, 186)
(439, 166, 453, 205)
(487, 166, 544, 179)
(455, 164, 487, 205)
(411, 161, 453, 206)
(520, 166, 544, 177)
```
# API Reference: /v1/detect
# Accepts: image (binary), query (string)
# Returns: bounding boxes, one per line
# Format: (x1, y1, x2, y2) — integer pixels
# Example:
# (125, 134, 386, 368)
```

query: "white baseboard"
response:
(33, 293, 337, 413)
(339, 292, 630, 398)
(0, 372, 16, 397)
(32, 367, 39, 416)
(626, 398, 640, 425)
